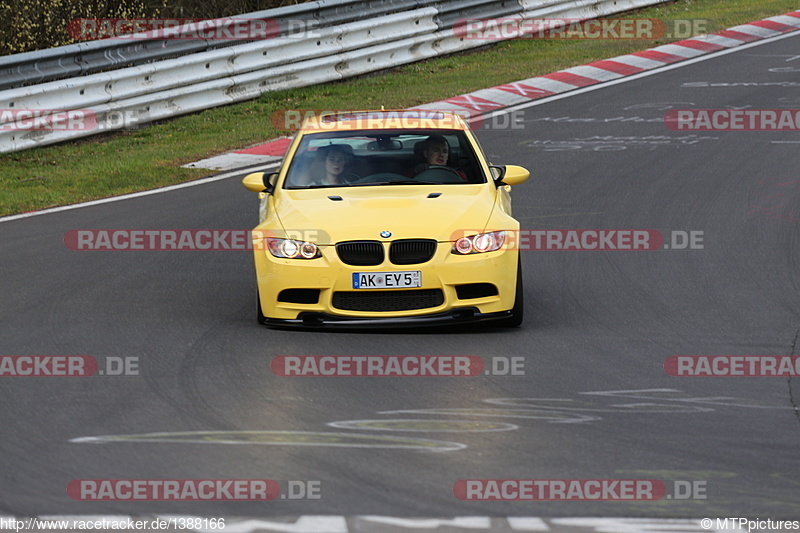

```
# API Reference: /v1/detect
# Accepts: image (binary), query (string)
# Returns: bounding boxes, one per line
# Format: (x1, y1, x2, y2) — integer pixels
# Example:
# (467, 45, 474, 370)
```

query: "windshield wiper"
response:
(376, 180, 438, 186)
(345, 179, 440, 187)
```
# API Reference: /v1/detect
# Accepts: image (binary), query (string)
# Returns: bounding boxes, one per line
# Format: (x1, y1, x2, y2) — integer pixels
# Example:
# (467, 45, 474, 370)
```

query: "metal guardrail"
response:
(0, 0, 500, 91)
(0, 0, 667, 153)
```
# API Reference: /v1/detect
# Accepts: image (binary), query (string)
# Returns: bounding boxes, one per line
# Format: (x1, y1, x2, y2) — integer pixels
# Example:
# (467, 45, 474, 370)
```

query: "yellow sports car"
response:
(242, 110, 529, 328)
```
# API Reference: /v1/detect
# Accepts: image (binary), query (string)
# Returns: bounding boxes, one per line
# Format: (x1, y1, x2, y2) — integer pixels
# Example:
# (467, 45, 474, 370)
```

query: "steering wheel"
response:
(414, 165, 464, 183)
(428, 165, 461, 176)
(349, 172, 407, 184)
(339, 172, 362, 184)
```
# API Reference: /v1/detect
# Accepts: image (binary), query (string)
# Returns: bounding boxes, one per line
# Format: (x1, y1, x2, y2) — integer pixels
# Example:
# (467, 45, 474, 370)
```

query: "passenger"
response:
(298, 144, 354, 187)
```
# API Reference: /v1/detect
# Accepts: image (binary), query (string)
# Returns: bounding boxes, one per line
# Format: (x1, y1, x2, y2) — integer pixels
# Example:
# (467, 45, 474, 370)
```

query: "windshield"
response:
(283, 129, 485, 189)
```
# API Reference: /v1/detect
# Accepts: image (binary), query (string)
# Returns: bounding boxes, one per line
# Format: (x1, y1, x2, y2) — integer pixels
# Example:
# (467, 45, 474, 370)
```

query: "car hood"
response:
(272, 185, 497, 244)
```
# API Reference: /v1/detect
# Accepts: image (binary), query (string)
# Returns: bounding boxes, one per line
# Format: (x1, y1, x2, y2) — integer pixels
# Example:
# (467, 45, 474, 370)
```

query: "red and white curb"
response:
(184, 11, 800, 171)
(184, 136, 293, 172)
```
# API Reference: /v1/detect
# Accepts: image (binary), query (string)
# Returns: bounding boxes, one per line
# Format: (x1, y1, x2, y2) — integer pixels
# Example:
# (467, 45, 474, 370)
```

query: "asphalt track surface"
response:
(2, 30, 800, 529)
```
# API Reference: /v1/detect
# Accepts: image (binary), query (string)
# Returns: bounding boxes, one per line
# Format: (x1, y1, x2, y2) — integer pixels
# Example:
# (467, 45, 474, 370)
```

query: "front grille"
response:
(332, 289, 444, 312)
(336, 241, 384, 266)
(389, 239, 437, 265)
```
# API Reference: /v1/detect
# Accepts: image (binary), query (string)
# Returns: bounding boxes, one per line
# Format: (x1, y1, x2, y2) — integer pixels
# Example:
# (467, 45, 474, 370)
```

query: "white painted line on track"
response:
(4, 21, 799, 225)
(0, 161, 281, 224)
(472, 29, 800, 124)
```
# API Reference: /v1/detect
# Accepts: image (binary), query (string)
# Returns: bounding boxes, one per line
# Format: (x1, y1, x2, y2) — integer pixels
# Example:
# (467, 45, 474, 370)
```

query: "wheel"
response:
(256, 286, 267, 325)
(497, 255, 524, 327)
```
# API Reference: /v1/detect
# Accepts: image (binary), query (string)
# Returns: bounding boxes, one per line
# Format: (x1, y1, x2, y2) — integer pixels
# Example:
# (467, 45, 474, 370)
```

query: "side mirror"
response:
(490, 165, 530, 187)
(242, 172, 277, 193)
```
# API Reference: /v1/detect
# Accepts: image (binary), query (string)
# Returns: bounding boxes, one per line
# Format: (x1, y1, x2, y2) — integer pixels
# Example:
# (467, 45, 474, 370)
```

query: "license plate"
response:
(352, 271, 421, 289)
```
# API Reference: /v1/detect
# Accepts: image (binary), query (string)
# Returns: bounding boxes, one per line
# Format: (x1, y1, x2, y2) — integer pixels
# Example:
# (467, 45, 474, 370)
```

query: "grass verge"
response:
(1, 0, 798, 216)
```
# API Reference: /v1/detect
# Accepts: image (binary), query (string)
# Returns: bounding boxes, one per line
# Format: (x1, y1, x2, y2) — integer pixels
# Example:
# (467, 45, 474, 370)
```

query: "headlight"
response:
(267, 238, 321, 259)
(451, 231, 505, 255)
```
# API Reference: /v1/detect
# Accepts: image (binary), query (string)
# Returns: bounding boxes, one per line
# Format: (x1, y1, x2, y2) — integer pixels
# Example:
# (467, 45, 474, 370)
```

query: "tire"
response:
(256, 286, 268, 325)
(497, 255, 524, 327)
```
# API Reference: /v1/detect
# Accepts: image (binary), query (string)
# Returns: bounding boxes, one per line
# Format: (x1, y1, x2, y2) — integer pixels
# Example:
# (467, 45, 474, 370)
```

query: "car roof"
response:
(299, 110, 471, 132)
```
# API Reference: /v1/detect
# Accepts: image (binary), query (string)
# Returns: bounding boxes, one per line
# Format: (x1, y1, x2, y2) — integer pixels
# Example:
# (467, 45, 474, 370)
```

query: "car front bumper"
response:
(264, 308, 514, 329)
(253, 238, 519, 324)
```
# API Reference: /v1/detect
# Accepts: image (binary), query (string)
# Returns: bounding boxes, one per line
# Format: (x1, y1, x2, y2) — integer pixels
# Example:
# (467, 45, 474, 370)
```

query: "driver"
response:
(414, 135, 466, 180)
